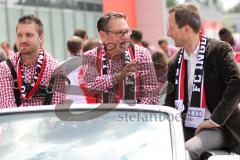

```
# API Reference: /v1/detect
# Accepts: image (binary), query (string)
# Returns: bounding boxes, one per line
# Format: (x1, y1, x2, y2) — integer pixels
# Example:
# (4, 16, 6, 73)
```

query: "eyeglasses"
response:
(104, 29, 132, 38)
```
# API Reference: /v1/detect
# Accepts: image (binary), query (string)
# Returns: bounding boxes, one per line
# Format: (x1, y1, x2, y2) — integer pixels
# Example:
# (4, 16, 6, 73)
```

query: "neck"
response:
(21, 50, 39, 65)
(107, 49, 123, 59)
(183, 33, 200, 54)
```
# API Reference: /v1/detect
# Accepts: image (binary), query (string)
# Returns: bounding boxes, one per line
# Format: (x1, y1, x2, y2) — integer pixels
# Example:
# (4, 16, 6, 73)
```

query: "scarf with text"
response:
(97, 45, 139, 103)
(17, 48, 46, 100)
(175, 33, 207, 128)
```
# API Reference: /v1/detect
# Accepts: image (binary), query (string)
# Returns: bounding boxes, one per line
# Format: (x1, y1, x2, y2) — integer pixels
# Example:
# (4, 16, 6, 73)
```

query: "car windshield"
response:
(0, 110, 173, 160)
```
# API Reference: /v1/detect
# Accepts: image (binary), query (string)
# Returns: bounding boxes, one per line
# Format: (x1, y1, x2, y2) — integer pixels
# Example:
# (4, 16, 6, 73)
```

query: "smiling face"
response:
(99, 17, 131, 56)
(16, 22, 43, 55)
(167, 12, 185, 48)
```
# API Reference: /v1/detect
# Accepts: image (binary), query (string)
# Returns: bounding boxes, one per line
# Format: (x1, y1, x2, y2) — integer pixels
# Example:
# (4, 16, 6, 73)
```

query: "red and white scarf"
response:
(175, 33, 207, 128)
(17, 48, 46, 100)
(97, 46, 139, 103)
(79, 66, 97, 103)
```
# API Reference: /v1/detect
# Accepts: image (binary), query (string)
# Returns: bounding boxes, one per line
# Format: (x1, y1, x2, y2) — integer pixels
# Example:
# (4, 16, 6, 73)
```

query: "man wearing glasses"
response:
(80, 12, 160, 104)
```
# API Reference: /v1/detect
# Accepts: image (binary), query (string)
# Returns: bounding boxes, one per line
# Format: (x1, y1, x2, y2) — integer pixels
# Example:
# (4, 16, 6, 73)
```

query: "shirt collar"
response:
(183, 41, 200, 60)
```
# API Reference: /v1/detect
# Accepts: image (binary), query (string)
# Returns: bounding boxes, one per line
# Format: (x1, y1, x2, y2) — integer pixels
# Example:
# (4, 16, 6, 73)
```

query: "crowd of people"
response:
(0, 2, 240, 160)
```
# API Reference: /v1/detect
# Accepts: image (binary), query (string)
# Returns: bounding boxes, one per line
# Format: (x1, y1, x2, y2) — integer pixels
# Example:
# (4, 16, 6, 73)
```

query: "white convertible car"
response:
(0, 104, 190, 160)
(0, 104, 238, 160)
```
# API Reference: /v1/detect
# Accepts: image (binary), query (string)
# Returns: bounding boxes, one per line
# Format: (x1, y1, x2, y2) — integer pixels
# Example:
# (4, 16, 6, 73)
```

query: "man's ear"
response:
(184, 25, 188, 32)
(39, 34, 44, 48)
(99, 31, 106, 41)
(39, 34, 44, 42)
(184, 25, 193, 33)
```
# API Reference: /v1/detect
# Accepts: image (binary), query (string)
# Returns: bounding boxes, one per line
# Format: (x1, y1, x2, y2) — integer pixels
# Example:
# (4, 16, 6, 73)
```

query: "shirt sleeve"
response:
(136, 46, 160, 105)
(82, 49, 117, 93)
(210, 42, 240, 126)
(0, 63, 17, 108)
(49, 65, 67, 105)
(209, 118, 220, 127)
(51, 81, 67, 105)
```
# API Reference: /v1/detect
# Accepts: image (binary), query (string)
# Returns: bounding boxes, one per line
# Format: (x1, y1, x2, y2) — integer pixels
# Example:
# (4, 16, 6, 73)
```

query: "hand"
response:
(116, 60, 137, 81)
(195, 120, 220, 135)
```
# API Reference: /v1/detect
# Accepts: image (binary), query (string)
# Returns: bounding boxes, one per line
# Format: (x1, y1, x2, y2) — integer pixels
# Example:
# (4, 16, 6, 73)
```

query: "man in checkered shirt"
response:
(81, 12, 160, 104)
(0, 15, 66, 108)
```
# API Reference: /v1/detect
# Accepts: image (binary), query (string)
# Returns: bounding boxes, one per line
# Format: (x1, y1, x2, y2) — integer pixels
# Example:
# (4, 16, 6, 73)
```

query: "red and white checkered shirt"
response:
(82, 44, 160, 104)
(0, 52, 66, 108)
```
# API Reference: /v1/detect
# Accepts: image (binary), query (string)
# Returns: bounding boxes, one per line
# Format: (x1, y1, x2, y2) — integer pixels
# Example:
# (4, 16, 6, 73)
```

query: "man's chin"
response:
(120, 46, 128, 52)
(19, 49, 32, 55)
(108, 49, 132, 59)
(119, 41, 130, 49)
(174, 43, 181, 48)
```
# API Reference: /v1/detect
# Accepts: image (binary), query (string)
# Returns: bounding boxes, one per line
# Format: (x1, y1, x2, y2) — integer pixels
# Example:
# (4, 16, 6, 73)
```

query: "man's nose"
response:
(20, 36, 27, 42)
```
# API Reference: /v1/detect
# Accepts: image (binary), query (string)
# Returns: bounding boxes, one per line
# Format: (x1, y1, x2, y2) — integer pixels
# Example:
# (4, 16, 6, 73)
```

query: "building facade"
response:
(0, 0, 102, 61)
(103, 0, 166, 49)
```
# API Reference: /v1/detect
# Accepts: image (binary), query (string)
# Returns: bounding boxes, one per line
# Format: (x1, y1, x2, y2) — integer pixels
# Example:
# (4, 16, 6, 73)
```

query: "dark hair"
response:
(218, 27, 234, 45)
(17, 15, 44, 35)
(141, 40, 149, 49)
(67, 36, 83, 56)
(158, 39, 168, 46)
(152, 51, 168, 70)
(97, 12, 126, 32)
(169, 3, 201, 33)
(73, 29, 88, 39)
(83, 39, 101, 52)
(219, 28, 232, 37)
(130, 30, 142, 42)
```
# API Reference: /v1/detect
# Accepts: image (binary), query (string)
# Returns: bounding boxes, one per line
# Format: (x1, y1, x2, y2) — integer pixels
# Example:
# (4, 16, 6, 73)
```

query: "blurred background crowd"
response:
(0, 0, 239, 63)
